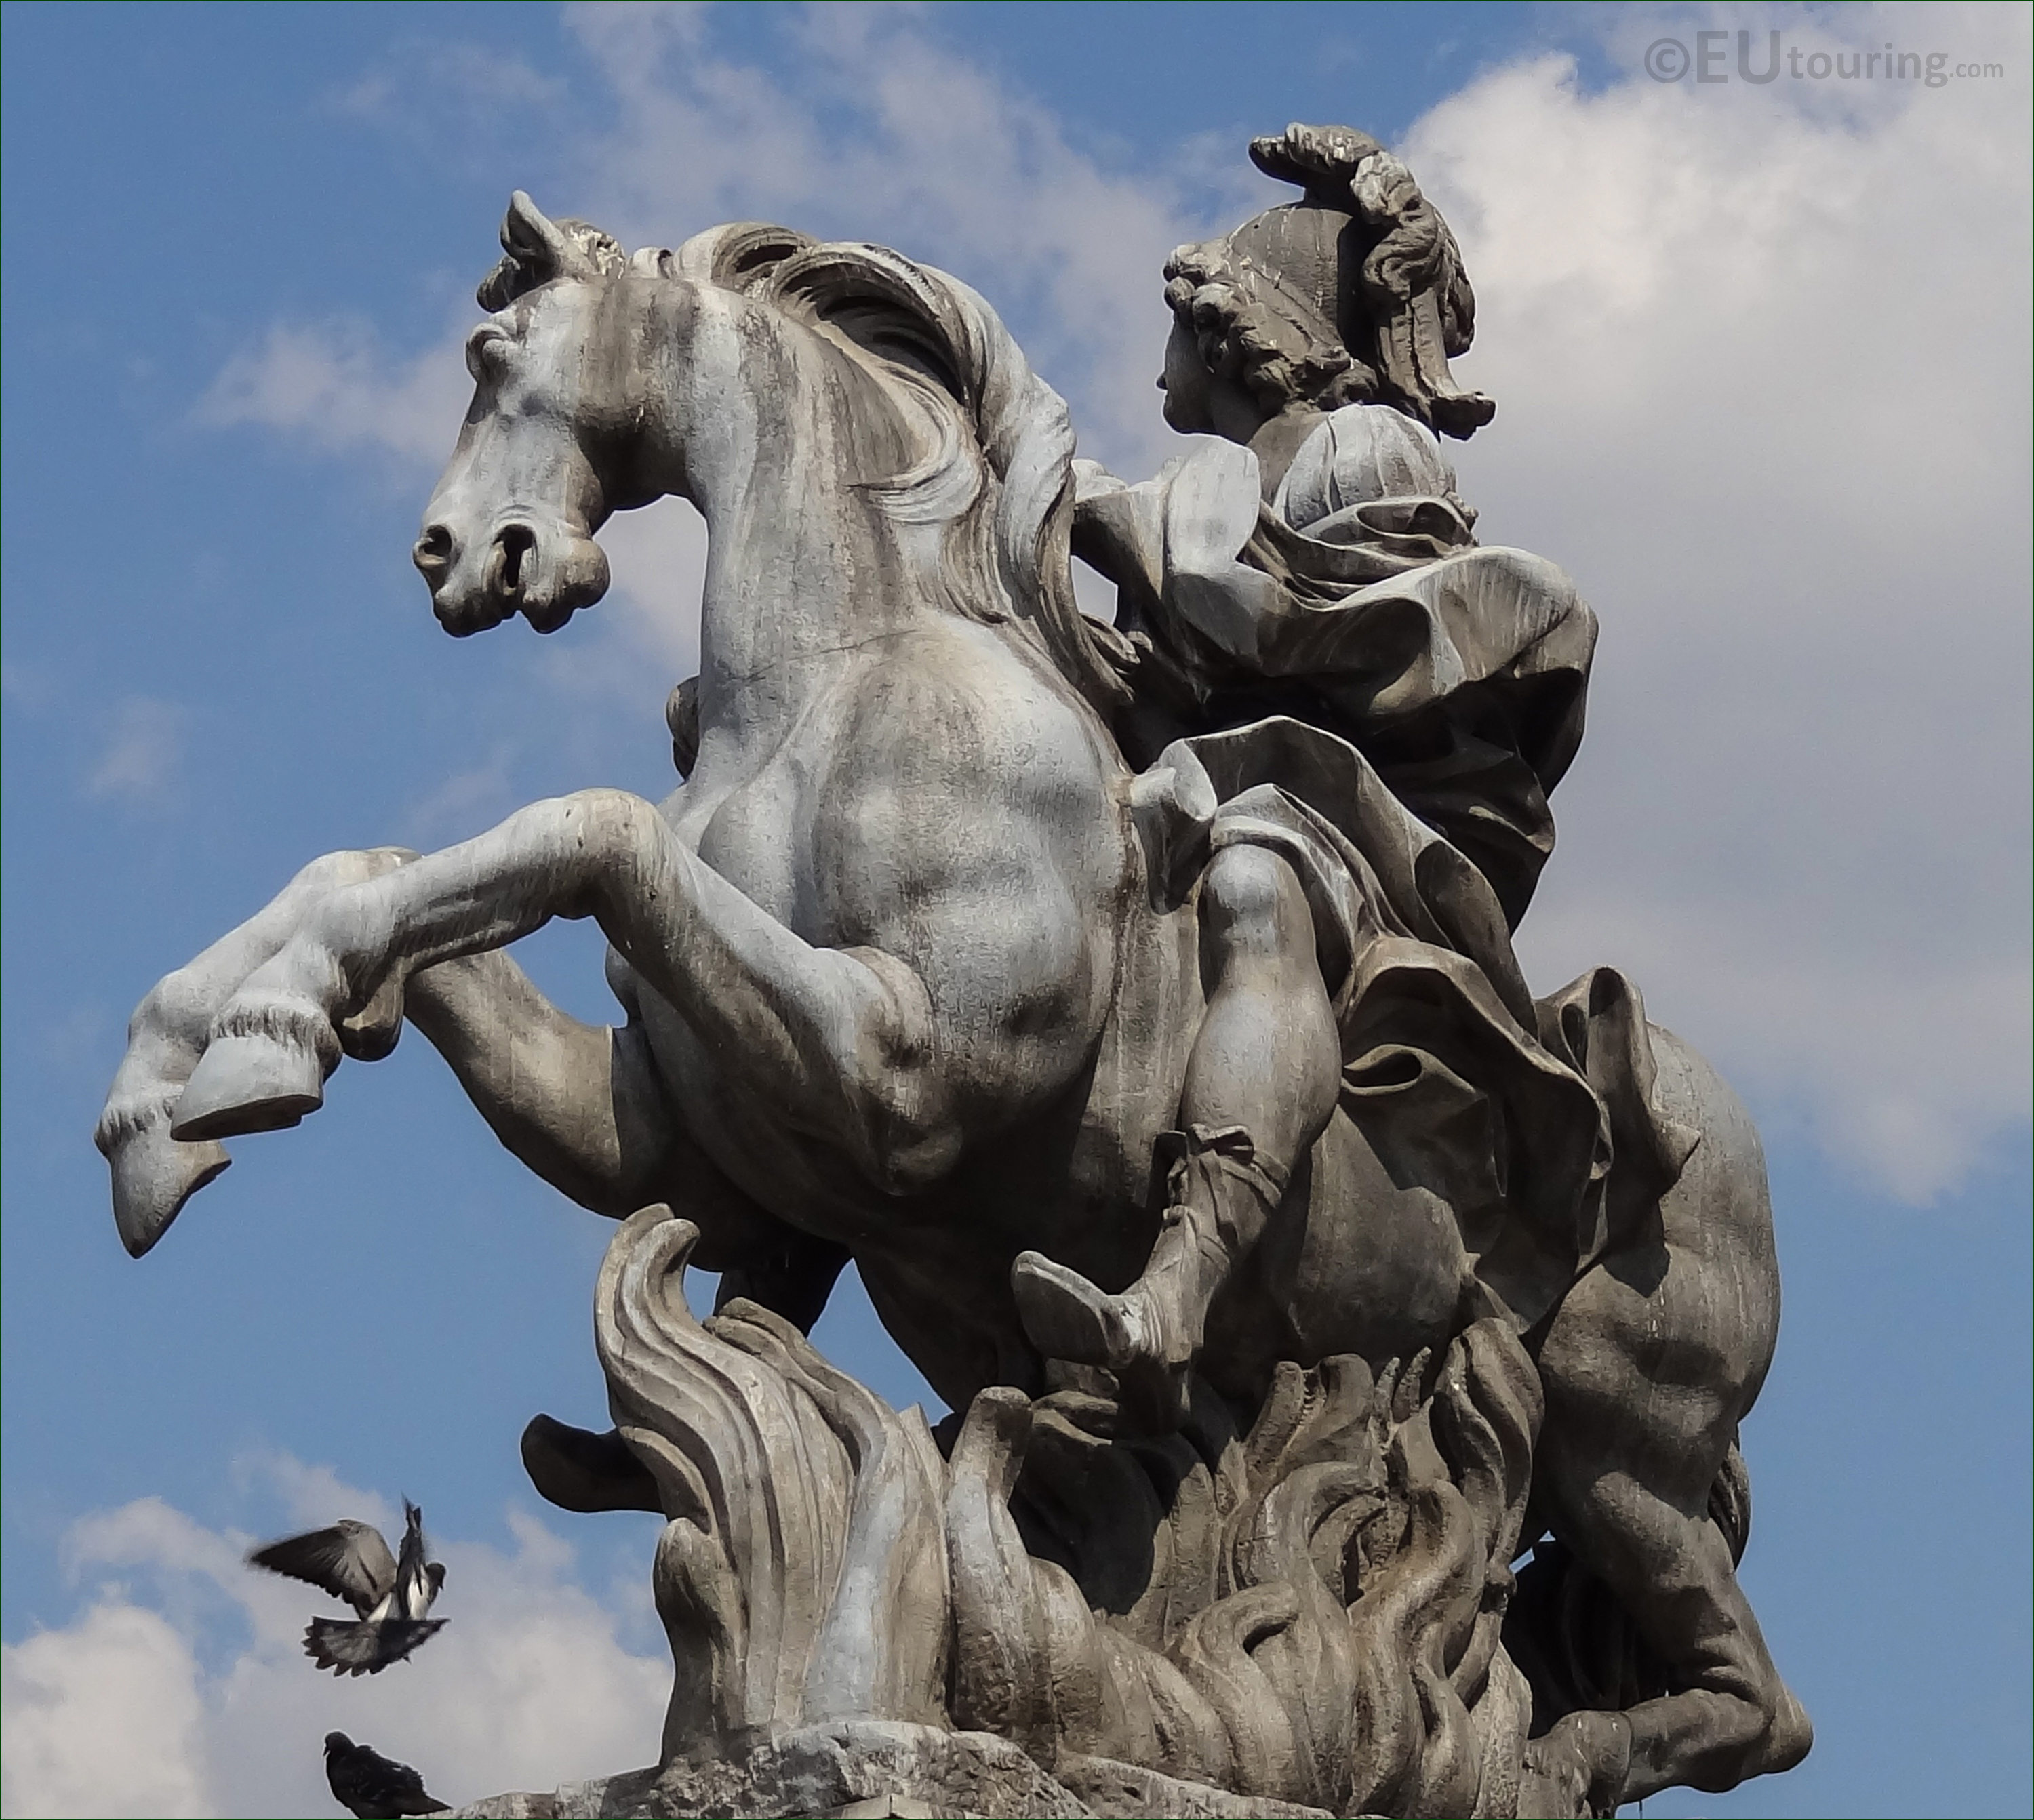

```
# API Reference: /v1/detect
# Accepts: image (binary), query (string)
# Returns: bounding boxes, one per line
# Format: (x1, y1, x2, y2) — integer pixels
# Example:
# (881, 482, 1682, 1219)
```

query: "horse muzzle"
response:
(414, 517, 610, 636)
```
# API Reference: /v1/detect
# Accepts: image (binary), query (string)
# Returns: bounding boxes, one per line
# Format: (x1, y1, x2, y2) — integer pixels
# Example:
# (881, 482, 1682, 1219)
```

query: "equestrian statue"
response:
(96, 124, 1810, 1819)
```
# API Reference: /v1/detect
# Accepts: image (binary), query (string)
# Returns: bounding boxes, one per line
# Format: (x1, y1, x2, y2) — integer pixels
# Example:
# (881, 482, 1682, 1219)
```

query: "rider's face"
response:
(1159, 314, 1268, 445)
(1159, 316, 1216, 434)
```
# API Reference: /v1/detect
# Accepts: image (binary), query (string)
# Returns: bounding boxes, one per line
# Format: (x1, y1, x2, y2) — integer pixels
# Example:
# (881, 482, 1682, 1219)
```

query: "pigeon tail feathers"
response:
(306, 1615, 447, 1676)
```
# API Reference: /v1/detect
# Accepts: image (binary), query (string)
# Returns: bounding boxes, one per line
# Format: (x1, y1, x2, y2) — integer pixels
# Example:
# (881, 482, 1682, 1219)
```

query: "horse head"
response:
(416, 193, 1131, 716)
(414, 192, 641, 636)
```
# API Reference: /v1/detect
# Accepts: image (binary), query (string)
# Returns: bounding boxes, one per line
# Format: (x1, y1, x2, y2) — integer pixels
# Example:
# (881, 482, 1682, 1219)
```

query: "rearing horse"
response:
(96, 195, 1806, 1812)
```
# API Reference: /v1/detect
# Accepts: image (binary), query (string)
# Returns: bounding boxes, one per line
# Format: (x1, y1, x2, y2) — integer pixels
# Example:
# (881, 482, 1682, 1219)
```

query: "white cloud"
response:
(1, 1463, 666, 1820)
(532, 498, 711, 706)
(399, 744, 523, 850)
(1402, 0, 2032, 1196)
(85, 696, 187, 805)
(336, 41, 565, 124)
(2, 1604, 214, 1820)
(559, 0, 1258, 474)
(209, 2, 1249, 485)
(229, 1453, 399, 1538)
(200, 319, 470, 467)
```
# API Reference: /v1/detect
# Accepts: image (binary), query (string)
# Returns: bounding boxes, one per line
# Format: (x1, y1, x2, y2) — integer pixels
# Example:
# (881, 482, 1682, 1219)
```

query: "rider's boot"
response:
(1012, 1123, 1286, 1431)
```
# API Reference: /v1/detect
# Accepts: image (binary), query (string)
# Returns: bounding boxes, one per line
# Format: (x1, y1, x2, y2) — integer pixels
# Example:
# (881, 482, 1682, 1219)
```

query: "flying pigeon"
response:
(323, 1731, 450, 1818)
(249, 1499, 446, 1675)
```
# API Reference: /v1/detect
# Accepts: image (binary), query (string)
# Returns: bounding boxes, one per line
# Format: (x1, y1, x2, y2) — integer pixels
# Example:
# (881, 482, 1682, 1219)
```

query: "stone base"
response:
(449, 1721, 1340, 1819)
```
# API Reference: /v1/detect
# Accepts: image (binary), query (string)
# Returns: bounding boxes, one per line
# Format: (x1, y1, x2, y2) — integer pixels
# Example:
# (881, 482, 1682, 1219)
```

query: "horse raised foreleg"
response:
(99, 843, 701, 1246)
(172, 789, 953, 1196)
(96, 847, 414, 1255)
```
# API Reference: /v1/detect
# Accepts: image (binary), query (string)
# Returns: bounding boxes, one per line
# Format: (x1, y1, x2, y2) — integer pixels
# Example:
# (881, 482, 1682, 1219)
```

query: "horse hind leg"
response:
(1524, 1063, 1811, 1809)
(523, 1209, 850, 1517)
(1526, 1412, 1810, 1808)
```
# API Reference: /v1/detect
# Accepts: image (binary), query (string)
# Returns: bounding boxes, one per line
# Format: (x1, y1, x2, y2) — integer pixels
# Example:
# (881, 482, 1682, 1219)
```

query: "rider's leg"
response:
(1013, 843, 1340, 1425)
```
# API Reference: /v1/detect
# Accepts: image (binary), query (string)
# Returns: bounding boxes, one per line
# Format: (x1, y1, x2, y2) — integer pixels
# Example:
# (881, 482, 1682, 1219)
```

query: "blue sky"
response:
(2, 4, 2028, 1816)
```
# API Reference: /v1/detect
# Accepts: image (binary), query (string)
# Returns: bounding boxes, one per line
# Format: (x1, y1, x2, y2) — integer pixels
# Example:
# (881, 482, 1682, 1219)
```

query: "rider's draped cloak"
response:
(1076, 406, 1698, 1331)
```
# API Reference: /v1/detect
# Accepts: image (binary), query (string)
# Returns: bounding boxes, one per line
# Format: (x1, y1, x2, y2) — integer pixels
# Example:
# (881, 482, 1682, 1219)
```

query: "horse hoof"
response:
(521, 1415, 662, 1514)
(106, 1120, 231, 1258)
(1011, 1250, 1133, 1369)
(171, 1034, 325, 1141)
(1521, 1711, 1631, 1819)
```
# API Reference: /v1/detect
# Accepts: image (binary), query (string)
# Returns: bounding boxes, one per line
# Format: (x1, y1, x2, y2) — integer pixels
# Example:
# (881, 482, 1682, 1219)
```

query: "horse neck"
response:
(669, 295, 945, 747)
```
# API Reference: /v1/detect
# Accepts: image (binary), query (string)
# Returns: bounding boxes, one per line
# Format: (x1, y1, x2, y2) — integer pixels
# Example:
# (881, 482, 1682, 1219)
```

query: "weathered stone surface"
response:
(1056, 1753, 1334, 1819)
(447, 1724, 1349, 1819)
(103, 125, 1810, 1818)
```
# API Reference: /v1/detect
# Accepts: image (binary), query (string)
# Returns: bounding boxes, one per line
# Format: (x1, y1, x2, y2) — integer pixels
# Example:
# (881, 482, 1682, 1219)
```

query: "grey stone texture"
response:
(447, 1721, 1337, 1818)
(100, 127, 1810, 1817)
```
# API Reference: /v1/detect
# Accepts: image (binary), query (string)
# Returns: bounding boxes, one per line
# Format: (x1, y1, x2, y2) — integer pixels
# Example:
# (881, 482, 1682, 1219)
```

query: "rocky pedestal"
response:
(450, 1720, 1345, 1819)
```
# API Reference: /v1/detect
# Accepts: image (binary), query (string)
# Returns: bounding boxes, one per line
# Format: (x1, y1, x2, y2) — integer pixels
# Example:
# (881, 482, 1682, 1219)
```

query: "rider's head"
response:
(1157, 124, 1490, 450)
(1158, 226, 1379, 439)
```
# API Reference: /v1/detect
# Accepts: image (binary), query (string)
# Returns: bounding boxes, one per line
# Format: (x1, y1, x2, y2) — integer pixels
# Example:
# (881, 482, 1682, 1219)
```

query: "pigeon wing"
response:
(393, 1502, 429, 1617)
(252, 1520, 396, 1615)
(368, 1745, 428, 1792)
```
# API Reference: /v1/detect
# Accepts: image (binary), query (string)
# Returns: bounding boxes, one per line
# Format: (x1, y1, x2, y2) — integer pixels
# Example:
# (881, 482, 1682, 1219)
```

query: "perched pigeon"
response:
(323, 1731, 449, 1818)
(249, 1499, 446, 1675)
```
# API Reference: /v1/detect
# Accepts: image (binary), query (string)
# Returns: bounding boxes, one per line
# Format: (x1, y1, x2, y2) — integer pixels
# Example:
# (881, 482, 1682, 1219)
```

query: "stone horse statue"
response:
(97, 147, 1807, 1816)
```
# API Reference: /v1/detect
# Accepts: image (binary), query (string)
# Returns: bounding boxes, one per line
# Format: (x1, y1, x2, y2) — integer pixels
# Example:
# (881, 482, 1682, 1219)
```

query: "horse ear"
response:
(479, 193, 614, 312)
(502, 190, 572, 273)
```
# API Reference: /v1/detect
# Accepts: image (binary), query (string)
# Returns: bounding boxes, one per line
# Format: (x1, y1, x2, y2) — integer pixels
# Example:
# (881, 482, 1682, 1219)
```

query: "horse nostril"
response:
(495, 523, 537, 595)
(413, 523, 455, 577)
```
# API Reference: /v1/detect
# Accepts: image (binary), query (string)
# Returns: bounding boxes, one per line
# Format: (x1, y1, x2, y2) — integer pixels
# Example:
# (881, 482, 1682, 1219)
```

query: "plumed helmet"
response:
(1164, 125, 1494, 439)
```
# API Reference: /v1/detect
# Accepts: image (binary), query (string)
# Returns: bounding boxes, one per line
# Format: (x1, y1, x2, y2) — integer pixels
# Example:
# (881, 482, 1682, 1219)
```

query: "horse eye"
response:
(465, 326, 513, 383)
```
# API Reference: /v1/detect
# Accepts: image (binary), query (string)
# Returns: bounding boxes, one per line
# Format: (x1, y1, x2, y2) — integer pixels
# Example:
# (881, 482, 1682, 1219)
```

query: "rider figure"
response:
(1010, 124, 1513, 1430)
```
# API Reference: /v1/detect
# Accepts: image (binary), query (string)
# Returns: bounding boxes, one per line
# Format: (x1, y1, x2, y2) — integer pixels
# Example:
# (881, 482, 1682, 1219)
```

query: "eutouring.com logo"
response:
(1644, 30, 2006, 88)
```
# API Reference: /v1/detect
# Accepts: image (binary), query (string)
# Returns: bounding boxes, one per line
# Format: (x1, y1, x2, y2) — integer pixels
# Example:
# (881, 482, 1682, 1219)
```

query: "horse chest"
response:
(680, 637, 1109, 944)
(680, 735, 904, 944)
(686, 779, 806, 925)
